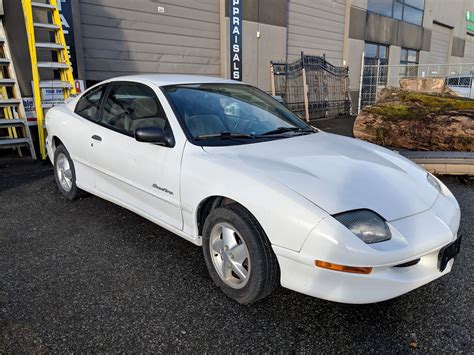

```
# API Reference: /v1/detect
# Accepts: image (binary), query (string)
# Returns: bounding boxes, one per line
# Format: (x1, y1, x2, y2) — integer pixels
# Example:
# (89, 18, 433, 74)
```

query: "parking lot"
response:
(0, 156, 472, 353)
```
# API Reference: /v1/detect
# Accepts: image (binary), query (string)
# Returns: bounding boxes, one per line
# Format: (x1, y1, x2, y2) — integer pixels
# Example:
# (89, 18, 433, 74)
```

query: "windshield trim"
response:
(161, 83, 314, 147)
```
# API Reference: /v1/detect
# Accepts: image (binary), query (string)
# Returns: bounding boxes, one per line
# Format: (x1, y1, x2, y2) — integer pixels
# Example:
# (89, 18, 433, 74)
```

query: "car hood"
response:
(202, 132, 439, 221)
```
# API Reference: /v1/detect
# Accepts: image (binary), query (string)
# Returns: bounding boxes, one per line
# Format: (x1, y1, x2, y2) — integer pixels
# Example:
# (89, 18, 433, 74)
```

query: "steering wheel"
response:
(231, 112, 259, 133)
(231, 117, 249, 133)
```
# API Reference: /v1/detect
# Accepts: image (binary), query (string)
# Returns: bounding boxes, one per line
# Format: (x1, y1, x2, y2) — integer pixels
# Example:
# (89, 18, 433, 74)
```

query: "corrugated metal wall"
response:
(287, 0, 345, 65)
(464, 35, 474, 63)
(79, 0, 221, 81)
(428, 23, 451, 64)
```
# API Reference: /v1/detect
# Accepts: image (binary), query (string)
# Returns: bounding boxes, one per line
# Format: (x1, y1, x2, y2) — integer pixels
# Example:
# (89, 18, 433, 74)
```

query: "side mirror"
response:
(135, 126, 173, 147)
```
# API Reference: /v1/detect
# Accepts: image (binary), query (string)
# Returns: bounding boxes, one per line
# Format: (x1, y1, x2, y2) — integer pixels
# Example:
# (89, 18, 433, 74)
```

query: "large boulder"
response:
(354, 89, 474, 152)
(399, 77, 458, 96)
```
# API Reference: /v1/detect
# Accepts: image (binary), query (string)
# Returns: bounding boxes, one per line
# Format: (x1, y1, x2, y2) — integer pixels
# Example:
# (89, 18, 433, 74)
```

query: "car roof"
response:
(104, 74, 239, 87)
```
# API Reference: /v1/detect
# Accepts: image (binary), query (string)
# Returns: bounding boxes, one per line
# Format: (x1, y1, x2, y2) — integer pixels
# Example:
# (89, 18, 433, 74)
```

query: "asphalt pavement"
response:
(0, 156, 472, 353)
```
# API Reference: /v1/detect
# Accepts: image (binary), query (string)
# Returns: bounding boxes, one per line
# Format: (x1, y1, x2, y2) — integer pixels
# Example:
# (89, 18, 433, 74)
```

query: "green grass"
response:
(364, 90, 474, 120)
(400, 91, 474, 110)
(366, 104, 413, 119)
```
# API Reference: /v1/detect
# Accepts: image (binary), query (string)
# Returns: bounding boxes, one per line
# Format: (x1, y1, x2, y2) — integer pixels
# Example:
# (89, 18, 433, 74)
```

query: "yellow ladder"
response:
(0, 19, 36, 159)
(22, 0, 76, 160)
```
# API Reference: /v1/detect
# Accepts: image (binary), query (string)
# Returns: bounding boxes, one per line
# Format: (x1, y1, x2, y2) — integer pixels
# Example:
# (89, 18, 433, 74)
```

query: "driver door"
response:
(89, 81, 184, 230)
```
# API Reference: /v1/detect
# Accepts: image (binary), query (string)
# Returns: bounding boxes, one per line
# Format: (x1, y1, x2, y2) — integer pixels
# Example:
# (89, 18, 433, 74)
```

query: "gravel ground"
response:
(0, 157, 473, 353)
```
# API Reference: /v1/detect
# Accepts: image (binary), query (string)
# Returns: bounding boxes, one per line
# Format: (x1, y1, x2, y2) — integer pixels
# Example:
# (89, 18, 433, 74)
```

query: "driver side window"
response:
(99, 82, 168, 136)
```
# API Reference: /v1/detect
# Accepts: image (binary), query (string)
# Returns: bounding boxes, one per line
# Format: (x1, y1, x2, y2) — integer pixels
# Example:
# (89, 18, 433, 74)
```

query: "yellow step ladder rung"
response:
(22, 0, 76, 160)
(31, 2, 56, 11)
(0, 19, 36, 159)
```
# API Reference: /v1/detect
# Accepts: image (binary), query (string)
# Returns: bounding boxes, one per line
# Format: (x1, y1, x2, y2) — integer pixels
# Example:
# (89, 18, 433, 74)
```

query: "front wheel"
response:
(202, 203, 280, 304)
(53, 145, 84, 200)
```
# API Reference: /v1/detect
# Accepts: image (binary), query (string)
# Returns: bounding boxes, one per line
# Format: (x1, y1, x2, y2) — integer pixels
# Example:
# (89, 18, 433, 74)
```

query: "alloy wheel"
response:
(55, 152, 73, 192)
(209, 222, 251, 289)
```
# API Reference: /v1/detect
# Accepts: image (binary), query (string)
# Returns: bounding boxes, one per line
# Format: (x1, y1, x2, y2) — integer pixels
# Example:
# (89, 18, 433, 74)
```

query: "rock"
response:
(354, 89, 474, 152)
(399, 77, 458, 96)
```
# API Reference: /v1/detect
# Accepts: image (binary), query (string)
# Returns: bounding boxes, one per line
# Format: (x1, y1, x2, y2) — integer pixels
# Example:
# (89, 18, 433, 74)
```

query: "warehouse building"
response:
(6, 0, 474, 112)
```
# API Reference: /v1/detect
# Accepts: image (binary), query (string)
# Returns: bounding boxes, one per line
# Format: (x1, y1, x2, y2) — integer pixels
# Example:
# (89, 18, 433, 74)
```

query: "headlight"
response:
(334, 209, 392, 244)
(427, 173, 442, 194)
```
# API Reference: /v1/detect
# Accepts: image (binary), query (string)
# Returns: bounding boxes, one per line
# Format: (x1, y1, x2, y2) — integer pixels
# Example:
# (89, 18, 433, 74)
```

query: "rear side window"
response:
(75, 85, 106, 120)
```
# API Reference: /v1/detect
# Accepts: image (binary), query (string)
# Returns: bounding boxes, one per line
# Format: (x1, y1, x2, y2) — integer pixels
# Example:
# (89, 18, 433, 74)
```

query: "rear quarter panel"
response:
(45, 104, 95, 190)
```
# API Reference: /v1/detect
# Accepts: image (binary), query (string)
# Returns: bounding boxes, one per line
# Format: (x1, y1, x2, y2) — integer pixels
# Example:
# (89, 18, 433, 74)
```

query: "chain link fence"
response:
(271, 53, 351, 120)
(359, 62, 474, 112)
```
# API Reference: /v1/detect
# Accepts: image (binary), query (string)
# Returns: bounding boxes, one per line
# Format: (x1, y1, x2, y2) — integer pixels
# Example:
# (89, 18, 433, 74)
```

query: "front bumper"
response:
(275, 242, 456, 304)
(274, 191, 461, 304)
(45, 135, 54, 164)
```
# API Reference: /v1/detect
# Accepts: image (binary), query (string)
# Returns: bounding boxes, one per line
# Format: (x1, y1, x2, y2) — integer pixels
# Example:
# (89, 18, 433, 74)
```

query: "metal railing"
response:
(271, 53, 351, 120)
(359, 62, 474, 111)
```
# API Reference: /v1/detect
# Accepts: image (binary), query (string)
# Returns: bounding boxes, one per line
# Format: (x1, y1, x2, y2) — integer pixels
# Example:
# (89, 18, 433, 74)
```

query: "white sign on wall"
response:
(23, 97, 36, 121)
(26, 80, 85, 120)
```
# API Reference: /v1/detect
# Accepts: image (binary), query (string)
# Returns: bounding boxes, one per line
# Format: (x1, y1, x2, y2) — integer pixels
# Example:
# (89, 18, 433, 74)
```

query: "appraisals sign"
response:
(230, 0, 242, 81)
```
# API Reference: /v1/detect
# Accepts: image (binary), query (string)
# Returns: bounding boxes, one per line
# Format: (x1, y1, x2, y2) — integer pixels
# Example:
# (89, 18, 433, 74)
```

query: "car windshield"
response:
(163, 83, 313, 145)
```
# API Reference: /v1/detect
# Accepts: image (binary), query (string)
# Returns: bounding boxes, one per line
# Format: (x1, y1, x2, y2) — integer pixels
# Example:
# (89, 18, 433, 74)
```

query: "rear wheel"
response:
(202, 203, 280, 304)
(53, 145, 84, 200)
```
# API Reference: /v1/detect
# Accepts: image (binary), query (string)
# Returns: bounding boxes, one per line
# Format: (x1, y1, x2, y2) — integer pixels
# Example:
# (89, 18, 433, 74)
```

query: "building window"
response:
(364, 43, 389, 63)
(400, 48, 418, 76)
(367, 0, 424, 26)
(400, 48, 418, 64)
(368, 0, 393, 17)
(362, 42, 390, 108)
(364, 42, 389, 86)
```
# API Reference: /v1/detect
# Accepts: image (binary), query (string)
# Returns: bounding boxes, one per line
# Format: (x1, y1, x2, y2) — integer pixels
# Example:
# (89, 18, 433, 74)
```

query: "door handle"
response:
(91, 135, 102, 142)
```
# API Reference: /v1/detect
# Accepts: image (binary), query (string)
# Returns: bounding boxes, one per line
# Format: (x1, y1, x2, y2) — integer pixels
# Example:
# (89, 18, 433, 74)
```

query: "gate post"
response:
(357, 51, 364, 114)
(470, 73, 473, 99)
(302, 66, 310, 121)
(300, 51, 310, 121)
(270, 62, 276, 96)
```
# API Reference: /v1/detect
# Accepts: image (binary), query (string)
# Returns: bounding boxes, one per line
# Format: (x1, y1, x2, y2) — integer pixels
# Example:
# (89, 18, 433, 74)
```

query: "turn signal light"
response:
(315, 260, 372, 274)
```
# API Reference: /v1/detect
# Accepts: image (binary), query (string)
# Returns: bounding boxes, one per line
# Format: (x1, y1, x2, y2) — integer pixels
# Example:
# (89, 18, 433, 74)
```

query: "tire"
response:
(202, 203, 280, 304)
(53, 145, 85, 200)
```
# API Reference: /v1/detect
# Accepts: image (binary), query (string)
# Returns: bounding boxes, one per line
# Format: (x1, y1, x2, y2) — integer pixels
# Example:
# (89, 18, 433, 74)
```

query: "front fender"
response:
(180, 143, 329, 251)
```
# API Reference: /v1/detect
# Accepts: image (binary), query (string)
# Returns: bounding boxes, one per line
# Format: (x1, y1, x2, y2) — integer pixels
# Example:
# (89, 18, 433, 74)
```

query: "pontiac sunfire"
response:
(45, 75, 462, 304)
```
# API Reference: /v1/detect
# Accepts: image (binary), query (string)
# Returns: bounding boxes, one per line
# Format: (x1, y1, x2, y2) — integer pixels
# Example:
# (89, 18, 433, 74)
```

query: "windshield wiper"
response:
(259, 126, 315, 136)
(195, 132, 257, 140)
(195, 127, 316, 141)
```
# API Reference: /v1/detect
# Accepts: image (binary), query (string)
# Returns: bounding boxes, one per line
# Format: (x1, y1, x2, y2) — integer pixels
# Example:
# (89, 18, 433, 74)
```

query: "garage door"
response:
(287, 0, 345, 65)
(429, 23, 451, 65)
(79, 0, 221, 81)
(464, 35, 474, 63)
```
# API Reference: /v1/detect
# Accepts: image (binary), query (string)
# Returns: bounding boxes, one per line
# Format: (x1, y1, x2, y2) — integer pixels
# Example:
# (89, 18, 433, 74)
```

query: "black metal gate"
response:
(271, 53, 351, 120)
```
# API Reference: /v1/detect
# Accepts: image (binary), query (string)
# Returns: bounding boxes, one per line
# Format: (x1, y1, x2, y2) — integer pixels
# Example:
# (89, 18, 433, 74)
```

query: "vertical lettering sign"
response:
(57, 0, 78, 76)
(230, 0, 242, 81)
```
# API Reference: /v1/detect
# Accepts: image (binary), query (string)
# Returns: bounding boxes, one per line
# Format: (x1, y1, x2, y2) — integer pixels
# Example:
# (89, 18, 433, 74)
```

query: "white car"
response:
(45, 75, 462, 304)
